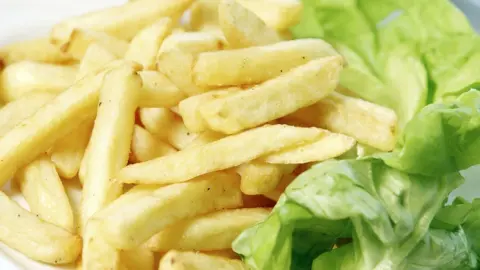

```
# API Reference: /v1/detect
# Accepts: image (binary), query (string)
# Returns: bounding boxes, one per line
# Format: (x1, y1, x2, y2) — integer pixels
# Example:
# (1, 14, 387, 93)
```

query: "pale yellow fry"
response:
(59, 29, 129, 60)
(200, 56, 343, 134)
(184, 130, 224, 149)
(125, 18, 173, 70)
(158, 31, 225, 55)
(94, 172, 242, 249)
(157, 51, 207, 96)
(51, 0, 193, 43)
(138, 70, 186, 108)
(189, 0, 220, 31)
(139, 108, 177, 140)
(166, 120, 199, 149)
(117, 125, 322, 185)
(263, 130, 356, 164)
(121, 248, 155, 270)
(0, 91, 56, 137)
(193, 39, 339, 87)
(178, 88, 240, 133)
(49, 121, 93, 179)
(0, 38, 72, 66)
(0, 70, 106, 187)
(130, 125, 177, 163)
(159, 250, 247, 270)
(237, 0, 303, 30)
(236, 162, 295, 195)
(82, 62, 140, 228)
(0, 61, 77, 102)
(219, 0, 280, 48)
(77, 43, 117, 80)
(286, 92, 398, 151)
(263, 173, 296, 201)
(147, 208, 269, 251)
(0, 191, 81, 264)
(14, 155, 74, 232)
(82, 221, 121, 270)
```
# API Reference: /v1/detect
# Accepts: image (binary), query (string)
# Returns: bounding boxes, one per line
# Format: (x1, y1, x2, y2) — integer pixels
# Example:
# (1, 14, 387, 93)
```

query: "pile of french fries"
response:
(0, 0, 398, 269)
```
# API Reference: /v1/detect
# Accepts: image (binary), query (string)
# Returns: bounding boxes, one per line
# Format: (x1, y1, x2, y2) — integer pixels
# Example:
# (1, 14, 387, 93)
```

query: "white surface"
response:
(0, 0, 479, 269)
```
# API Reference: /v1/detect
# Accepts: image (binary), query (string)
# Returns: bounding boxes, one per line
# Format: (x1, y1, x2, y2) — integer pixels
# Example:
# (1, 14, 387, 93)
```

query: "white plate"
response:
(0, 1, 479, 269)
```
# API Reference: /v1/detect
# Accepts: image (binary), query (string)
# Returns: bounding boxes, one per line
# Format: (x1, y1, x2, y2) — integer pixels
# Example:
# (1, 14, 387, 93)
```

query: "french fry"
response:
(125, 18, 173, 70)
(76, 43, 117, 80)
(158, 31, 225, 55)
(82, 221, 121, 270)
(0, 69, 107, 187)
(0, 61, 77, 101)
(218, 0, 280, 48)
(130, 125, 177, 163)
(263, 173, 296, 201)
(93, 172, 243, 249)
(0, 191, 81, 264)
(285, 92, 397, 151)
(166, 120, 199, 149)
(0, 91, 56, 136)
(236, 0, 303, 30)
(158, 250, 247, 270)
(59, 29, 129, 60)
(185, 130, 225, 149)
(49, 121, 93, 179)
(138, 70, 186, 108)
(178, 88, 240, 133)
(263, 130, 356, 164)
(200, 56, 343, 134)
(236, 162, 295, 195)
(121, 248, 155, 270)
(14, 155, 75, 232)
(189, 0, 220, 31)
(0, 38, 72, 66)
(117, 125, 323, 185)
(146, 208, 269, 251)
(82, 62, 140, 227)
(50, 0, 193, 44)
(139, 108, 177, 140)
(193, 39, 339, 87)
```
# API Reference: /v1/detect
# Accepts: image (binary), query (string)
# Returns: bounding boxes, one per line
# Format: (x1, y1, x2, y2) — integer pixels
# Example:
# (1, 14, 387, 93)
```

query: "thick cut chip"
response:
(263, 173, 296, 201)
(138, 70, 186, 108)
(1, 61, 77, 101)
(77, 44, 117, 80)
(82, 221, 121, 270)
(158, 250, 248, 270)
(130, 125, 177, 163)
(189, 0, 221, 30)
(121, 248, 155, 270)
(218, 0, 280, 48)
(193, 39, 339, 87)
(158, 31, 225, 55)
(200, 56, 343, 134)
(117, 125, 323, 185)
(185, 130, 225, 149)
(139, 108, 177, 140)
(236, 162, 295, 195)
(236, 0, 303, 30)
(0, 191, 81, 264)
(147, 208, 269, 251)
(0, 38, 72, 66)
(166, 120, 199, 150)
(93, 172, 242, 249)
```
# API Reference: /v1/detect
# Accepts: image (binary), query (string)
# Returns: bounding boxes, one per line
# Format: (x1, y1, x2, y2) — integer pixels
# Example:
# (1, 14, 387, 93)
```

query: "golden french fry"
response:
(125, 18, 173, 70)
(77, 43, 117, 80)
(185, 130, 225, 149)
(15, 155, 75, 232)
(93, 172, 242, 249)
(200, 56, 343, 134)
(130, 125, 177, 163)
(0, 91, 56, 136)
(193, 39, 339, 87)
(263, 130, 356, 164)
(50, 0, 193, 43)
(117, 125, 322, 185)
(178, 88, 240, 133)
(0, 191, 81, 264)
(49, 121, 93, 179)
(236, 162, 295, 195)
(236, 0, 303, 30)
(82, 220, 121, 270)
(218, 0, 280, 48)
(138, 71, 186, 108)
(166, 120, 199, 150)
(189, 0, 220, 31)
(121, 248, 155, 270)
(0, 61, 77, 101)
(139, 108, 177, 140)
(0, 38, 72, 66)
(147, 208, 269, 251)
(0, 69, 106, 187)
(285, 92, 397, 151)
(158, 250, 247, 270)
(59, 29, 129, 60)
(82, 62, 140, 227)
(158, 31, 225, 55)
